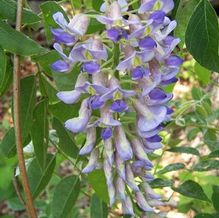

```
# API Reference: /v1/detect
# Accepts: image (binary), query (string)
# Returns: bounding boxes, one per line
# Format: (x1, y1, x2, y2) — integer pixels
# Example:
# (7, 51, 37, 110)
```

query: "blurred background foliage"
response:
(0, 0, 219, 217)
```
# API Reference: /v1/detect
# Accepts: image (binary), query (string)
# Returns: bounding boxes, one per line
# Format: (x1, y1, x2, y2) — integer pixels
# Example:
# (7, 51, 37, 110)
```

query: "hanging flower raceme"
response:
(51, 0, 183, 216)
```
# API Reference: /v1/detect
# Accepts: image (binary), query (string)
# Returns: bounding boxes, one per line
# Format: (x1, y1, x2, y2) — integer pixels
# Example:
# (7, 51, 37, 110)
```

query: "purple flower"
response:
(135, 191, 154, 212)
(53, 12, 90, 36)
(139, 37, 157, 50)
(131, 66, 149, 80)
(115, 126, 133, 161)
(133, 99, 167, 132)
(51, 60, 70, 72)
(65, 99, 91, 133)
(53, 0, 182, 214)
(104, 139, 114, 166)
(79, 127, 96, 155)
(166, 55, 184, 67)
(126, 164, 139, 192)
(101, 127, 113, 140)
(149, 10, 166, 25)
(51, 28, 76, 46)
(110, 100, 128, 113)
(82, 61, 100, 74)
(82, 149, 99, 173)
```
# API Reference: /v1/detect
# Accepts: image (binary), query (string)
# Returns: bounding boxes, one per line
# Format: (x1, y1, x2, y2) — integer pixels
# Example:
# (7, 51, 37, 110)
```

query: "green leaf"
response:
(39, 74, 59, 104)
(194, 62, 211, 85)
(212, 186, 219, 212)
(0, 0, 40, 24)
(92, 0, 103, 11)
(194, 160, 219, 171)
(174, 0, 200, 47)
(90, 194, 108, 218)
(187, 128, 200, 141)
(204, 130, 219, 150)
(185, 0, 219, 72)
(53, 64, 81, 91)
(0, 128, 16, 158)
(34, 50, 60, 76)
(150, 178, 173, 188)
(20, 75, 36, 138)
(194, 214, 214, 218)
(87, 18, 105, 34)
(0, 47, 12, 96)
(40, 1, 68, 41)
(157, 163, 185, 175)
(173, 180, 210, 202)
(1, 75, 37, 157)
(70, 0, 81, 9)
(31, 99, 49, 169)
(208, 150, 219, 158)
(49, 101, 80, 123)
(52, 176, 80, 218)
(28, 154, 56, 198)
(167, 147, 200, 156)
(0, 21, 46, 56)
(52, 118, 78, 158)
(88, 170, 109, 203)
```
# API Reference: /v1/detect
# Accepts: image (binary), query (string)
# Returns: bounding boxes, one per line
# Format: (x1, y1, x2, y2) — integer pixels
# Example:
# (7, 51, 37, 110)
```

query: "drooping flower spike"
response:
(51, 0, 183, 216)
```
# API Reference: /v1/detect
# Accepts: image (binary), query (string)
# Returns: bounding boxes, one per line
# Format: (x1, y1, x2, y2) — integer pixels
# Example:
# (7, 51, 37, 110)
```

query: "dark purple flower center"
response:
(90, 96, 104, 109)
(149, 10, 166, 24)
(139, 37, 157, 50)
(101, 127, 113, 140)
(107, 28, 121, 42)
(166, 107, 174, 115)
(83, 61, 100, 74)
(131, 66, 146, 80)
(110, 100, 128, 112)
(166, 56, 183, 67)
(149, 88, 166, 100)
(146, 135, 162, 143)
(161, 77, 178, 86)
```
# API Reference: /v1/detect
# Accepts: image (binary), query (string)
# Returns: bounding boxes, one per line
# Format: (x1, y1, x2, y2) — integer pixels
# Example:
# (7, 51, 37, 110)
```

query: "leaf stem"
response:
(13, 0, 37, 217)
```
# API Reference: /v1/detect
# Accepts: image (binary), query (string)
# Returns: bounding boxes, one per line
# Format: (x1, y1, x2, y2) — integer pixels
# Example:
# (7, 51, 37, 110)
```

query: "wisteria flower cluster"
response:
(51, 0, 183, 216)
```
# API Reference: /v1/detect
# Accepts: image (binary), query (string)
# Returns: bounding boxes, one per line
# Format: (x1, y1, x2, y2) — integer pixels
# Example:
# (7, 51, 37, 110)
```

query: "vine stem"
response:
(13, 0, 37, 217)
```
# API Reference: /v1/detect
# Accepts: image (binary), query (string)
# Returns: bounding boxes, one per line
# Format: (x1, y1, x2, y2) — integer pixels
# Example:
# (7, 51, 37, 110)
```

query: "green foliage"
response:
(28, 154, 56, 199)
(0, 0, 40, 24)
(51, 176, 80, 218)
(194, 62, 211, 85)
(175, 0, 200, 47)
(0, 128, 16, 157)
(150, 178, 173, 188)
(212, 186, 219, 213)
(185, 0, 219, 72)
(86, 18, 105, 34)
(0, 48, 12, 96)
(0, 21, 46, 56)
(173, 180, 210, 202)
(167, 147, 200, 156)
(157, 163, 185, 174)
(40, 1, 68, 41)
(87, 170, 109, 203)
(52, 118, 78, 158)
(31, 99, 49, 169)
(20, 75, 36, 139)
(90, 194, 108, 218)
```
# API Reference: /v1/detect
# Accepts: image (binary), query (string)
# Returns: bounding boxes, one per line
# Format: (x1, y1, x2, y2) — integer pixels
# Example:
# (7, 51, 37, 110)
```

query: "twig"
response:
(12, 173, 25, 206)
(13, 0, 37, 217)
